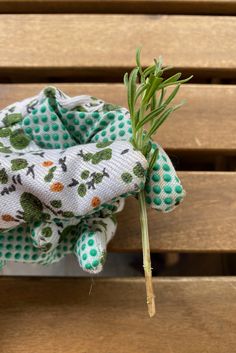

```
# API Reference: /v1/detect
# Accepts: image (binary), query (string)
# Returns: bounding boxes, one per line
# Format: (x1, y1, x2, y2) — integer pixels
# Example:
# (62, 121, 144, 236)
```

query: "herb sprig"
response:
(124, 49, 192, 317)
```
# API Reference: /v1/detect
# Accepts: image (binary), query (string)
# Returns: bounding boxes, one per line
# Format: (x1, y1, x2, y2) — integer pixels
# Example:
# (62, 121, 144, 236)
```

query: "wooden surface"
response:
(111, 172, 236, 252)
(0, 83, 235, 151)
(0, 15, 235, 74)
(0, 0, 236, 14)
(0, 0, 234, 349)
(0, 277, 235, 353)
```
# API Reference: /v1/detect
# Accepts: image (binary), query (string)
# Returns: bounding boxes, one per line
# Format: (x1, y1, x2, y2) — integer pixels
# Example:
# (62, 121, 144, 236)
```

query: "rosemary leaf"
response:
(146, 107, 174, 139)
(160, 75, 193, 89)
(163, 84, 180, 106)
(128, 67, 139, 117)
(123, 72, 129, 87)
(136, 104, 166, 130)
(123, 49, 192, 317)
(162, 72, 182, 85)
(143, 76, 163, 104)
(148, 148, 159, 171)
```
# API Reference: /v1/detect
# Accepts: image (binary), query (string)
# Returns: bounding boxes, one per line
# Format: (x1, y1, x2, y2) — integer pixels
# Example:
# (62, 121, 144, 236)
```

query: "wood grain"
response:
(0, 0, 236, 14)
(111, 172, 236, 252)
(0, 277, 235, 353)
(1, 83, 236, 151)
(0, 15, 235, 73)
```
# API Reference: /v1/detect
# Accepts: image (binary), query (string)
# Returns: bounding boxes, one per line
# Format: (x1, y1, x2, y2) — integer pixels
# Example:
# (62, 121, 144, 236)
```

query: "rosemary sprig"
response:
(124, 49, 192, 317)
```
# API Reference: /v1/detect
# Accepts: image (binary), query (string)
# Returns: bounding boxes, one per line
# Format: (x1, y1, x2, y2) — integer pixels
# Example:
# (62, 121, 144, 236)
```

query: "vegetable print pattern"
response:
(0, 87, 185, 273)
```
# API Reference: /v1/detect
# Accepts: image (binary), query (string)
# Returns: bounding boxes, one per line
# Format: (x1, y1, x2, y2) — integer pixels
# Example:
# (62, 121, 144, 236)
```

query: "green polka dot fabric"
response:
(0, 215, 117, 271)
(0, 86, 185, 273)
(145, 143, 185, 211)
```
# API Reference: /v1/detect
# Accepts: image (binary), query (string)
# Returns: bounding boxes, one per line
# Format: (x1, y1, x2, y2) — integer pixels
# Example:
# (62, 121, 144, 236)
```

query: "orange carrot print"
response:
(2, 214, 16, 222)
(50, 182, 64, 192)
(42, 161, 54, 167)
(91, 196, 101, 208)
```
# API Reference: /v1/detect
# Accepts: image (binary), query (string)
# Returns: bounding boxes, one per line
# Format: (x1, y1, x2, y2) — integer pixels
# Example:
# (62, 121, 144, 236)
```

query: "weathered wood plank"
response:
(111, 172, 236, 252)
(0, 277, 235, 353)
(0, 83, 235, 150)
(0, 15, 235, 73)
(0, 0, 236, 15)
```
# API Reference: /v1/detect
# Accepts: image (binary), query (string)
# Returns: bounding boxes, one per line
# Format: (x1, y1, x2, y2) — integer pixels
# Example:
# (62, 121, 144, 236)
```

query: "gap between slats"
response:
(0, 68, 236, 83)
(0, 0, 236, 15)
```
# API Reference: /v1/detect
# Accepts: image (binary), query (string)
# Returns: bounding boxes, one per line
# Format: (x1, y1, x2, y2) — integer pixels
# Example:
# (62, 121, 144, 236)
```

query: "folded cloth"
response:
(0, 86, 185, 273)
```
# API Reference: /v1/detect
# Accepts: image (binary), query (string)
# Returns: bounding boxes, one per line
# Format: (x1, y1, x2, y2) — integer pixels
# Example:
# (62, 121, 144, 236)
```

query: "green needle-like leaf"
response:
(123, 72, 129, 87)
(127, 67, 139, 117)
(146, 101, 185, 139)
(158, 88, 165, 107)
(143, 65, 156, 78)
(146, 107, 174, 139)
(143, 76, 163, 104)
(151, 94, 157, 111)
(134, 83, 149, 103)
(162, 72, 182, 85)
(136, 104, 167, 130)
(136, 47, 143, 77)
(124, 48, 192, 153)
(160, 75, 193, 89)
(148, 148, 159, 171)
(123, 48, 192, 318)
(163, 84, 180, 106)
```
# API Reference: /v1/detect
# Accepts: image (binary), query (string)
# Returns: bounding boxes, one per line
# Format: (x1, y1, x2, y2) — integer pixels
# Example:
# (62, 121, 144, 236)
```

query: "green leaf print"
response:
(50, 200, 62, 208)
(0, 168, 8, 184)
(11, 158, 28, 171)
(121, 172, 133, 183)
(42, 227, 53, 237)
(42, 213, 51, 222)
(93, 173, 104, 184)
(10, 129, 31, 149)
(0, 146, 12, 154)
(20, 192, 43, 223)
(83, 153, 93, 162)
(77, 183, 87, 197)
(0, 127, 11, 137)
(96, 141, 113, 149)
(3, 113, 23, 127)
(103, 103, 121, 112)
(80, 170, 90, 180)
(62, 211, 74, 218)
(44, 166, 57, 182)
(91, 148, 112, 164)
(133, 162, 146, 178)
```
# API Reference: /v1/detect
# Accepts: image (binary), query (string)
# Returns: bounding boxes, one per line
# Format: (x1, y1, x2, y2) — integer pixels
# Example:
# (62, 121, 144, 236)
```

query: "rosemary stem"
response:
(138, 189, 156, 317)
(124, 49, 191, 317)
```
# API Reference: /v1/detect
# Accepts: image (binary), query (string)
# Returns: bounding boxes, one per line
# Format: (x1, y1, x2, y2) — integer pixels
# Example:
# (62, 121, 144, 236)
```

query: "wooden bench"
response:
(0, 2, 236, 352)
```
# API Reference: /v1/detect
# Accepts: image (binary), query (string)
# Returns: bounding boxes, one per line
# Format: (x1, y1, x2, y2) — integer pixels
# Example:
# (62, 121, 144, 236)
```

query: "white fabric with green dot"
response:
(0, 86, 185, 273)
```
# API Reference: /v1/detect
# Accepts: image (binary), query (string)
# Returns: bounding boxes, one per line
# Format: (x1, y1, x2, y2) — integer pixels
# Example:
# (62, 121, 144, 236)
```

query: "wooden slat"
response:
(0, 277, 235, 353)
(0, 15, 235, 73)
(111, 172, 236, 252)
(0, 83, 235, 150)
(0, 0, 236, 15)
